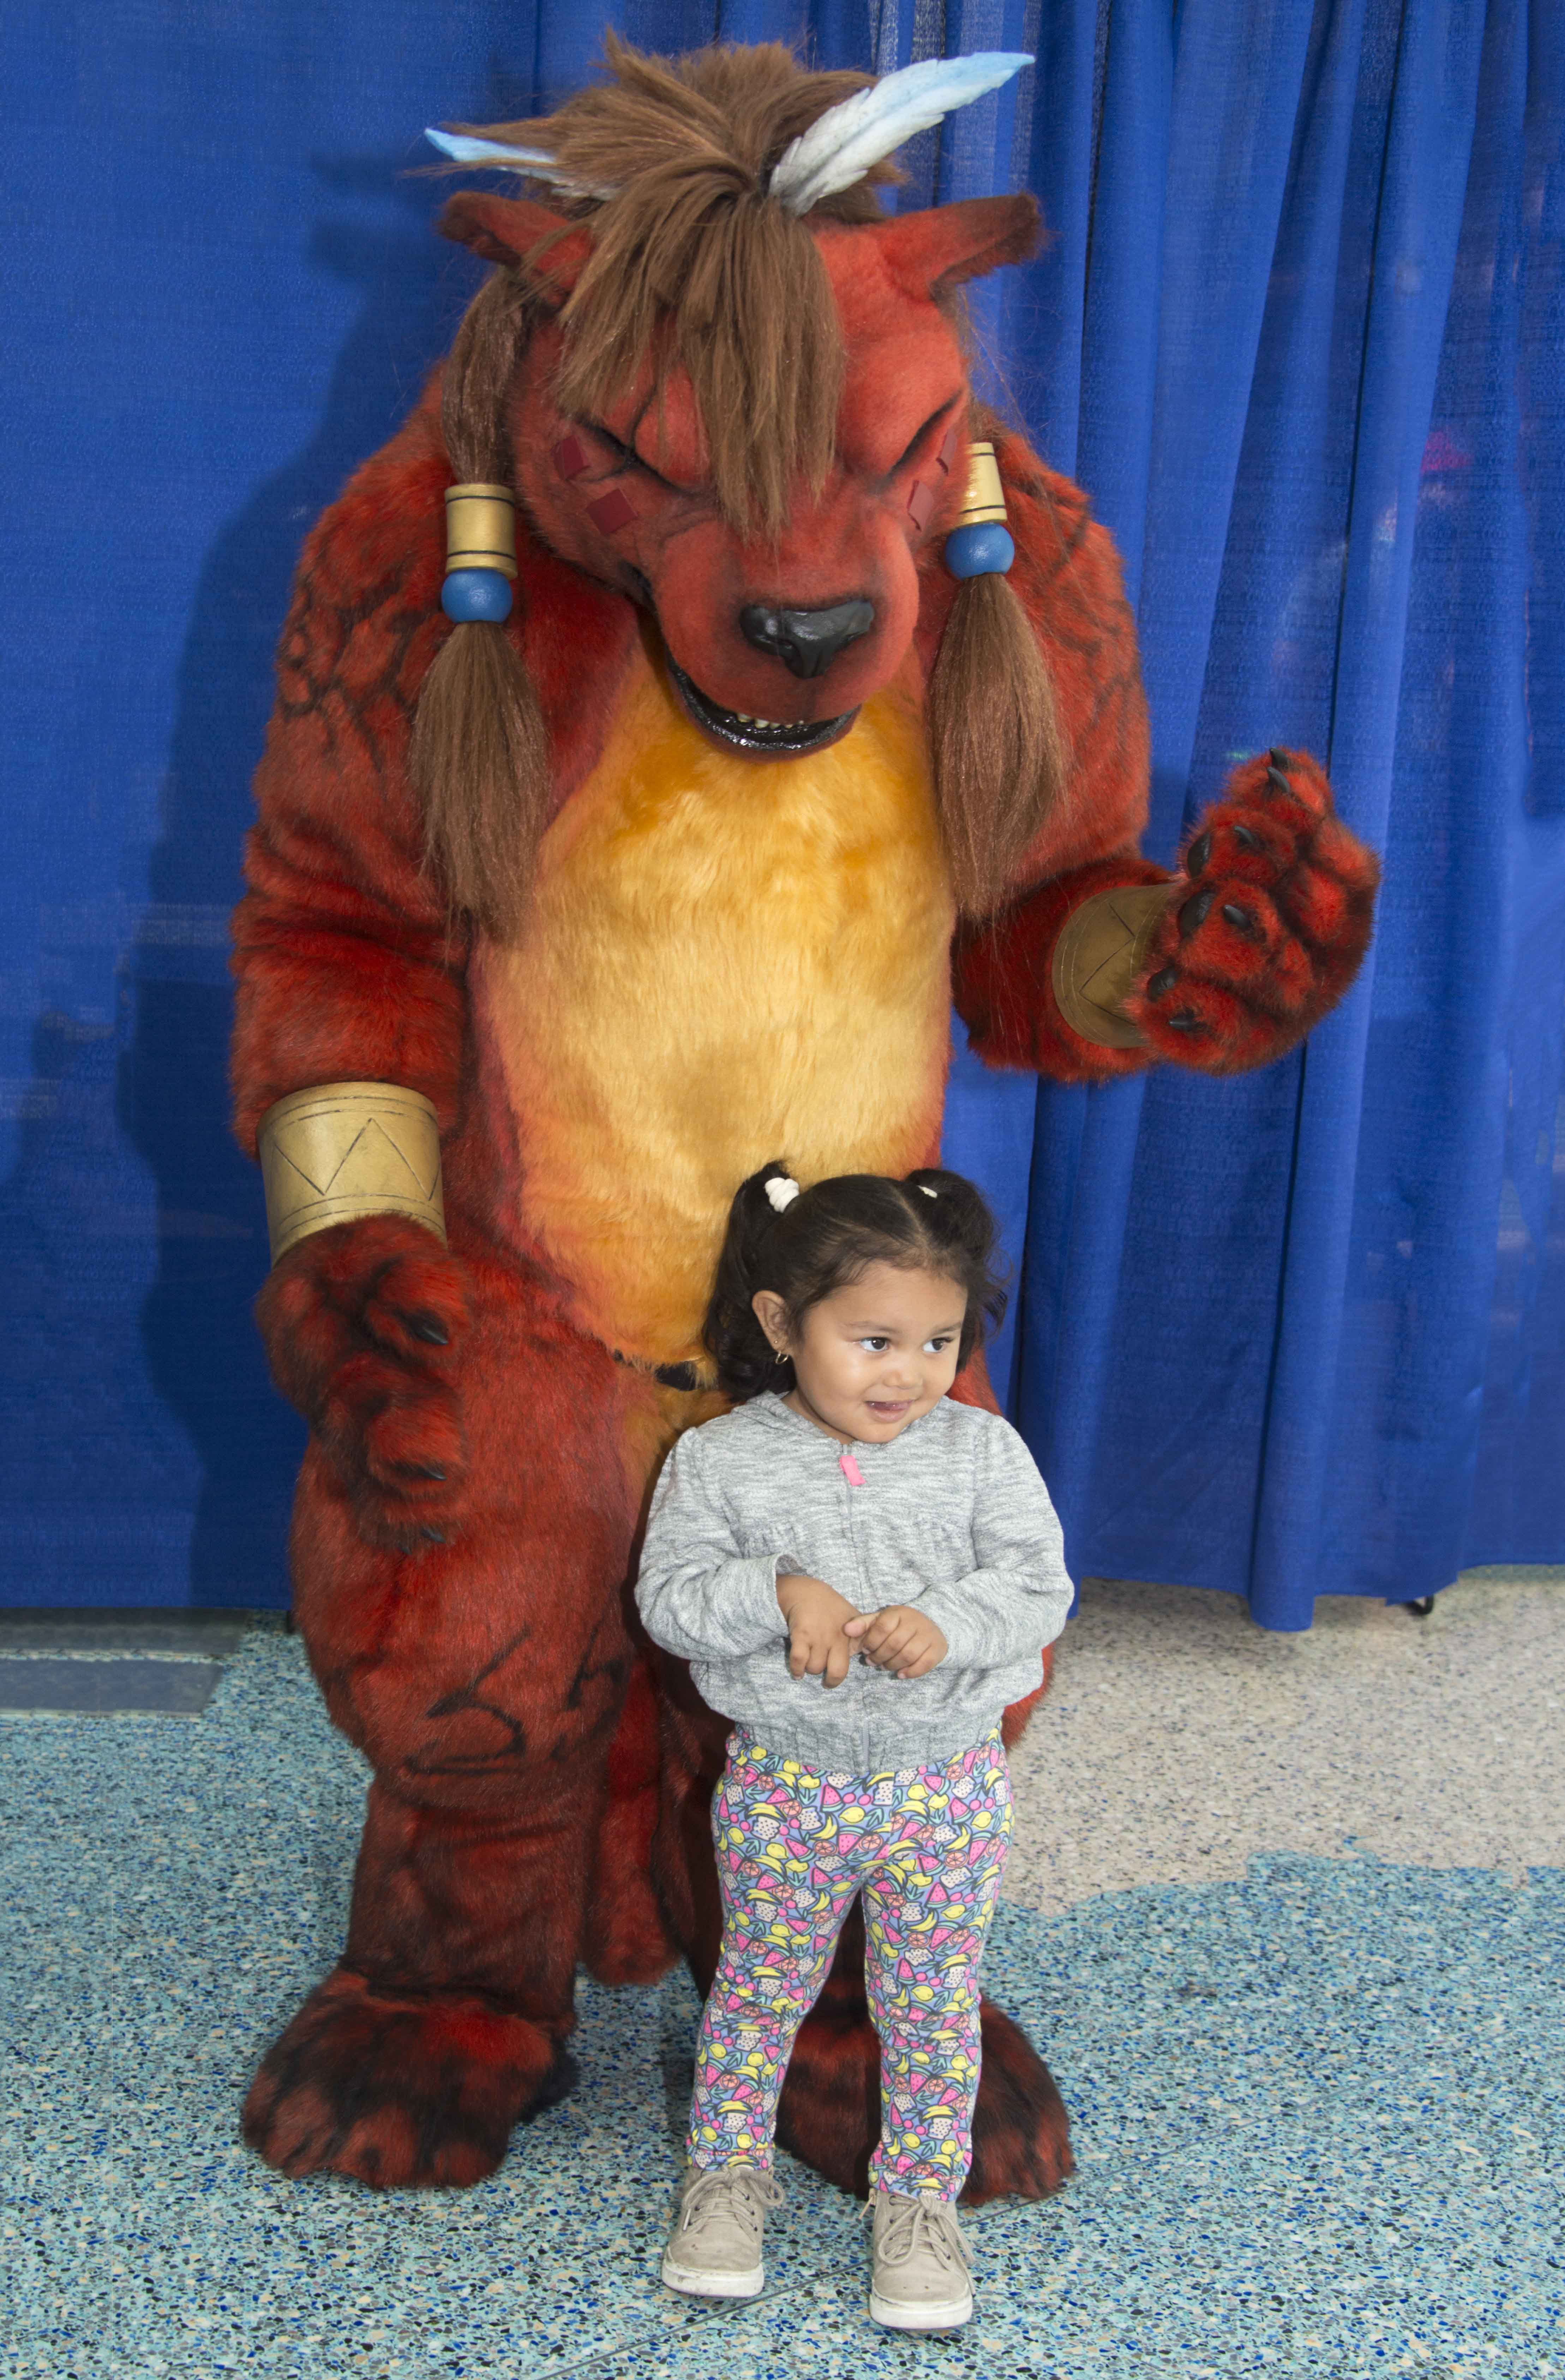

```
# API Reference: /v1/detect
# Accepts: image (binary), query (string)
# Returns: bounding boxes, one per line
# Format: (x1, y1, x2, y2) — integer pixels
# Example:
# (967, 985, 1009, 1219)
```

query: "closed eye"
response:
(891, 395, 963, 479)
(579, 419, 688, 495)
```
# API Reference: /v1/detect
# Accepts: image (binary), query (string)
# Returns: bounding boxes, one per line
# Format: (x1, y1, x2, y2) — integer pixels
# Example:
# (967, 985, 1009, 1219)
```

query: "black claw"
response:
(1232, 822, 1262, 852)
(1269, 746, 1291, 769)
(420, 1525, 448, 1544)
(1179, 887, 1215, 938)
(1221, 902, 1257, 936)
(1266, 765, 1291, 794)
(1166, 1009, 1203, 1032)
(406, 1314, 449, 1346)
(1147, 966, 1179, 999)
(1185, 831, 1212, 877)
(399, 1462, 446, 1482)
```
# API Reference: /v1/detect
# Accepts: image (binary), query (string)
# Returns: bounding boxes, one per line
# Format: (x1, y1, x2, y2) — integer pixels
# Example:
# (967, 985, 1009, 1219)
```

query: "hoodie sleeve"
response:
(634, 1426, 795, 1662)
(913, 1418, 1074, 1670)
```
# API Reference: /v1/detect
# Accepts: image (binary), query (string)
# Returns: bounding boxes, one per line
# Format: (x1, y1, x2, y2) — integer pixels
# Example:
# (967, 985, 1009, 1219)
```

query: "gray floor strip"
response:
(0, 1607, 266, 1655)
(0, 1655, 225, 1713)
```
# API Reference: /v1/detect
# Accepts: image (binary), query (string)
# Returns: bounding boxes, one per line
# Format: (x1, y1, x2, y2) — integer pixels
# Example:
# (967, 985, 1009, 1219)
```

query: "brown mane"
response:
(451, 36, 899, 534)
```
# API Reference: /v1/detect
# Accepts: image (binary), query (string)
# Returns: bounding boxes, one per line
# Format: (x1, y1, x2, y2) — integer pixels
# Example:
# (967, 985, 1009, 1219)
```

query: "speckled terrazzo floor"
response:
(2, 1581, 1562, 2380)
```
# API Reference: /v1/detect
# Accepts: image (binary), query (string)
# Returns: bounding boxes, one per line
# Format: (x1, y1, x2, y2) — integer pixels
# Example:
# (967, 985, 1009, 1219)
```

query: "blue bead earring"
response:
(943, 440, 1015, 579)
(440, 483, 517, 622)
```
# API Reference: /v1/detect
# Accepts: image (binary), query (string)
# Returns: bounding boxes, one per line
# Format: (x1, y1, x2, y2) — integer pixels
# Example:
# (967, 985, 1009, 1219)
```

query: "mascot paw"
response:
(1125, 747, 1379, 1074)
(963, 1998, 1076, 2204)
(773, 1993, 1073, 2204)
(256, 1214, 473, 1551)
(241, 1967, 577, 2187)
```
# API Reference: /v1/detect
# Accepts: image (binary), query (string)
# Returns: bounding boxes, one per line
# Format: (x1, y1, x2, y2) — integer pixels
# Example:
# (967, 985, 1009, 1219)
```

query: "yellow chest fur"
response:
(477, 645, 955, 1362)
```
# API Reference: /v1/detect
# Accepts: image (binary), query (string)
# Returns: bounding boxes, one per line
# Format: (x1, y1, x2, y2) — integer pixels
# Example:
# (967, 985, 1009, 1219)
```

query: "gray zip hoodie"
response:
(635, 1391, 1072, 1772)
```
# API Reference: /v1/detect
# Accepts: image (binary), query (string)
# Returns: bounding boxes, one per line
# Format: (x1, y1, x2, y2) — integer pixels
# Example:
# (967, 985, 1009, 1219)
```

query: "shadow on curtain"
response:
(0, 0, 1558, 1614)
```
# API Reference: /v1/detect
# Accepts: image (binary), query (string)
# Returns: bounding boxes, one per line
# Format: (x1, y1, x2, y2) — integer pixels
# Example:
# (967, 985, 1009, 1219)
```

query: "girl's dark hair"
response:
(704, 1161, 1008, 1401)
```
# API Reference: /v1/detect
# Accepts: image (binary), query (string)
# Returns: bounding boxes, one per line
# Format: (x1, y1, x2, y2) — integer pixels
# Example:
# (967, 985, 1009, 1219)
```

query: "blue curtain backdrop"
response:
(1, 1, 1560, 1618)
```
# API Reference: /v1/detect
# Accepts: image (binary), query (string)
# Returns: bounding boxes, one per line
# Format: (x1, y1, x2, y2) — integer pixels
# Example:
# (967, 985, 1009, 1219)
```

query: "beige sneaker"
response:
(660, 2164, 785, 2299)
(866, 2188, 975, 2330)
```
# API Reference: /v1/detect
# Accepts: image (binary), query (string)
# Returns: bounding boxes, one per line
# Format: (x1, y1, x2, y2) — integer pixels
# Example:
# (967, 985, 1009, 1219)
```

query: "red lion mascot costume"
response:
(232, 39, 1377, 2201)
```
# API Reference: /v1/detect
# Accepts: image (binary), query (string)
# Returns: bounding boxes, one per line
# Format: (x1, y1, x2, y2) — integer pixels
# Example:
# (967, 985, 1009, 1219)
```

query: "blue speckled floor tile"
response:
(1, 1631, 1559, 2380)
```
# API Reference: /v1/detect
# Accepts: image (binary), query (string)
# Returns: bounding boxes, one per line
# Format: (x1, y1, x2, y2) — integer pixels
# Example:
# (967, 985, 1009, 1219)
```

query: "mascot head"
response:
(414, 37, 1063, 936)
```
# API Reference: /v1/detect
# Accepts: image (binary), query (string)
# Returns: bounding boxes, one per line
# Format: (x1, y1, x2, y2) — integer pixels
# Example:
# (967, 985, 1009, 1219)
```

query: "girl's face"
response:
(752, 1261, 967, 1446)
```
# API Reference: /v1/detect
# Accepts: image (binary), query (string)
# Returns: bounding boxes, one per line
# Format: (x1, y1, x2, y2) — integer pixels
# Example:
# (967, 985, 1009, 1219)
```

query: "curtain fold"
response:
(0, 0, 1558, 1611)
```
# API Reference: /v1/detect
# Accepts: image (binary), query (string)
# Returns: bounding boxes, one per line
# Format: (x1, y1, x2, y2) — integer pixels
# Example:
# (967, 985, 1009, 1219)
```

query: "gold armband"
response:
(258, 1082, 446, 1266)
(1050, 885, 1174, 1049)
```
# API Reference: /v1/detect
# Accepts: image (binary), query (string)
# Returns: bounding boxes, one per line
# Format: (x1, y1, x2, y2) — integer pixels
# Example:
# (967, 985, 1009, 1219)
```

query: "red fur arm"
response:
(230, 409, 466, 1156)
(942, 434, 1379, 1083)
(953, 852, 1169, 1084)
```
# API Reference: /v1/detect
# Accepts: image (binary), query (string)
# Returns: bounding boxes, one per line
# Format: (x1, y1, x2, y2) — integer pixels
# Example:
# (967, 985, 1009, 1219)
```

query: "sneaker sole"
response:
(661, 2255, 764, 2300)
(869, 2286, 974, 2331)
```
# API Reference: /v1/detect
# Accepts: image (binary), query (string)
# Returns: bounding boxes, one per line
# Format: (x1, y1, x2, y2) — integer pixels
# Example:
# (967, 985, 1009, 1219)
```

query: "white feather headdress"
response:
(424, 50, 1031, 213)
(767, 51, 1031, 215)
(421, 128, 618, 203)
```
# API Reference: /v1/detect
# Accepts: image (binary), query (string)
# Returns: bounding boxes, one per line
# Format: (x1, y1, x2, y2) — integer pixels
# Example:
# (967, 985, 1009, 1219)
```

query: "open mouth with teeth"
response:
(665, 653, 858, 758)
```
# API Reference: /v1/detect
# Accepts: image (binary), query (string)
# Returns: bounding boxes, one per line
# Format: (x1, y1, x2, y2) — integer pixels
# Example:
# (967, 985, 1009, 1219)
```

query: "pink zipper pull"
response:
(839, 1450, 865, 1487)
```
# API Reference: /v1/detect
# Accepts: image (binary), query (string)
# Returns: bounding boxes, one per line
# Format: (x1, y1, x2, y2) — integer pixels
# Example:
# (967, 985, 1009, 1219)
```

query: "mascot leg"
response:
(243, 1272, 660, 2189)
(651, 1650, 1076, 2204)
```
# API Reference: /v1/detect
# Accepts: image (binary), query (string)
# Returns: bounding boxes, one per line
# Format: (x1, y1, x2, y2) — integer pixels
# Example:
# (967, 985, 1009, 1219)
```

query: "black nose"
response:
(738, 598, 876, 680)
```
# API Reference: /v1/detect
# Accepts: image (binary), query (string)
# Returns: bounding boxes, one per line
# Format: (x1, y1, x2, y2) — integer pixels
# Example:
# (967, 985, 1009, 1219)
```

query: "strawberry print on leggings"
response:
(688, 1730, 1013, 2197)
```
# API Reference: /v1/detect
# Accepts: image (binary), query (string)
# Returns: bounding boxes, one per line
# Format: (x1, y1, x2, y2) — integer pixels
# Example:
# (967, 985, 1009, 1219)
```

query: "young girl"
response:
(635, 1162, 1073, 2333)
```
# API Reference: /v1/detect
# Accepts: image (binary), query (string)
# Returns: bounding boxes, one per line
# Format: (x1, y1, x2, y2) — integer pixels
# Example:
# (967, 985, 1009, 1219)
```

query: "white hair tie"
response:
(766, 1176, 802, 1214)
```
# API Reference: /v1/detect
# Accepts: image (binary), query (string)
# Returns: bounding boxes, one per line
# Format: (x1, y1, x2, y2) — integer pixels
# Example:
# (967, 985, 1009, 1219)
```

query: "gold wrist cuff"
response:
(258, 1082, 446, 1265)
(1051, 885, 1173, 1048)
(444, 482, 518, 578)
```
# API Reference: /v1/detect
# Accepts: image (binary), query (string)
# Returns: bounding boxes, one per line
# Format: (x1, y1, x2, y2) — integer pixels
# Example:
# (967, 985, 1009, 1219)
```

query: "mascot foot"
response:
(242, 1965, 576, 2187)
(773, 1991, 1073, 2205)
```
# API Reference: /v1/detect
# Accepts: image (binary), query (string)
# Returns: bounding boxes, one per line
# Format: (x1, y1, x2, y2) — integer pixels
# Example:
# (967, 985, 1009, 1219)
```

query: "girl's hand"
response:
(776, 1573, 859, 1689)
(843, 1605, 949, 1679)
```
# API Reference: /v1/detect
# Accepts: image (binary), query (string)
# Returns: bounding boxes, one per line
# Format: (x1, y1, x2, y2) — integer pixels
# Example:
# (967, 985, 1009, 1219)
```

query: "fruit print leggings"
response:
(688, 1727, 1013, 2198)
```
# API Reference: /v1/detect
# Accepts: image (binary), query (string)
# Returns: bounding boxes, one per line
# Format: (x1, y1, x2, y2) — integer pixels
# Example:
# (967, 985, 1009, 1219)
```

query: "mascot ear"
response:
(872, 194, 1042, 299)
(437, 192, 594, 305)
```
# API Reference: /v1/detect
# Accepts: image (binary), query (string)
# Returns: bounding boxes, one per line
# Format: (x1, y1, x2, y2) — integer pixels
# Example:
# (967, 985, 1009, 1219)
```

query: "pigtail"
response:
(926, 432, 1069, 921)
(703, 1161, 799, 1399)
(408, 270, 552, 945)
(901, 1166, 1008, 1366)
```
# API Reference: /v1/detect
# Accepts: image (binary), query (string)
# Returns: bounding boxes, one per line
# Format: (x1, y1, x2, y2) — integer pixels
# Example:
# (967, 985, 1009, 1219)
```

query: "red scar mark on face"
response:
(552, 436, 589, 480)
(936, 425, 960, 474)
(906, 479, 935, 533)
(587, 489, 637, 536)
